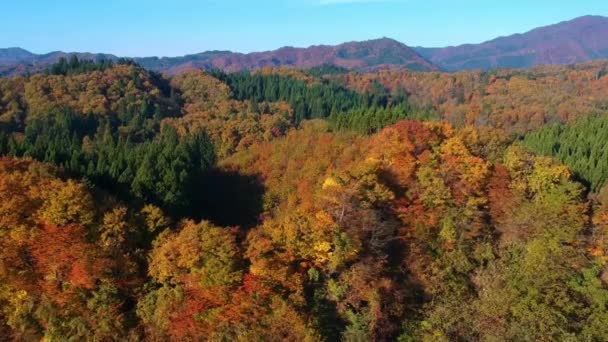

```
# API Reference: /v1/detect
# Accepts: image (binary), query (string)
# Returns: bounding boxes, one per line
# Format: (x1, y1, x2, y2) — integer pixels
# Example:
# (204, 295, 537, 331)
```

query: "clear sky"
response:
(2, 0, 608, 57)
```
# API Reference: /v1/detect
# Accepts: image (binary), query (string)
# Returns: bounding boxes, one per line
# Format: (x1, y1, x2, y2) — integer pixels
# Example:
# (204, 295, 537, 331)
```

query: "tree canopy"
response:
(1, 62, 608, 341)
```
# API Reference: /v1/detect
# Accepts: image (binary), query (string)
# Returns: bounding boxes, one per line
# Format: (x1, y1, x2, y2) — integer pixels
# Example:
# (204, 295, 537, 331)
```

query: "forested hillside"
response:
(333, 60, 608, 134)
(1, 58, 608, 341)
(521, 115, 608, 192)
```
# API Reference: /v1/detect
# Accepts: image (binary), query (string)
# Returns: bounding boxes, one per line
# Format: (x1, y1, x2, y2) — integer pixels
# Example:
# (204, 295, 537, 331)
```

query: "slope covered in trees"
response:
(0, 60, 180, 132)
(1, 59, 608, 341)
(333, 61, 608, 134)
(0, 112, 215, 217)
(521, 114, 608, 192)
(0, 158, 160, 340)
(222, 120, 608, 341)
(416, 15, 608, 71)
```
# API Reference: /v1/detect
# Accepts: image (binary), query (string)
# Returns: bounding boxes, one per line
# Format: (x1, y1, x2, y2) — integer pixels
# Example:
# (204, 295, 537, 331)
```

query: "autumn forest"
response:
(1, 55, 608, 341)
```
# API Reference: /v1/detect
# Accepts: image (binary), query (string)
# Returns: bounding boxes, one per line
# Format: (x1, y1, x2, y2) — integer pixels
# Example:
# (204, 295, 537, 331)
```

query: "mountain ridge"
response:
(3, 15, 608, 76)
(415, 15, 608, 70)
(0, 38, 439, 76)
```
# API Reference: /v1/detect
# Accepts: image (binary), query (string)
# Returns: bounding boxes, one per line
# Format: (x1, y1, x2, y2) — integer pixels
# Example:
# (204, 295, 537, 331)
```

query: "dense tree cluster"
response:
(212, 69, 427, 125)
(45, 56, 135, 76)
(0, 158, 160, 340)
(0, 64, 214, 218)
(332, 60, 608, 133)
(1, 62, 608, 340)
(306, 64, 350, 77)
(0, 62, 179, 131)
(0, 112, 215, 217)
(163, 70, 295, 157)
(221, 120, 608, 341)
(329, 103, 438, 134)
(522, 114, 608, 191)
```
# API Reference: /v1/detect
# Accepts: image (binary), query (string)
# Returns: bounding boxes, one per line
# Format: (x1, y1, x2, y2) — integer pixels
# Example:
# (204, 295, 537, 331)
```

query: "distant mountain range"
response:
(0, 49, 118, 77)
(2, 15, 608, 76)
(138, 38, 440, 74)
(415, 15, 608, 71)
(0, 38, 439, 77)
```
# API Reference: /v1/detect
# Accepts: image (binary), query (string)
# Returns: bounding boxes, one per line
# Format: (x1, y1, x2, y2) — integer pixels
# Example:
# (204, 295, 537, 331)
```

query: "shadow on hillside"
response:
(193, 169, 265, 230)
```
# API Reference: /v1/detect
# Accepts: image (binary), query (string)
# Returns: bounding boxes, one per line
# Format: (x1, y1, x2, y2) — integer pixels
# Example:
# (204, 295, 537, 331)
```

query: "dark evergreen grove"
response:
(522, 114, 608, 192)
(46, 55, 137, 76)
(328, 104, 438, 134)
(0, 111, 215, 217)
(211, 70, 431, 127)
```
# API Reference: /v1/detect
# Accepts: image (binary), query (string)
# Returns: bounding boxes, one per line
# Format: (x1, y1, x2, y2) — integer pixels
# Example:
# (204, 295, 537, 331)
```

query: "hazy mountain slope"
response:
(416, 15, 608, 71)
(0, 38, 438, 76)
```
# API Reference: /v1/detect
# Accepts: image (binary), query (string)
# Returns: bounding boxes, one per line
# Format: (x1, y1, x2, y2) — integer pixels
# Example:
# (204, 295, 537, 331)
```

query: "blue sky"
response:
(3, 0, 608, 57)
